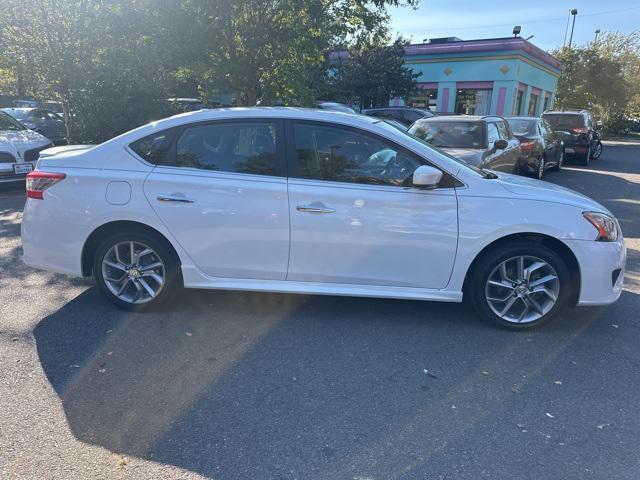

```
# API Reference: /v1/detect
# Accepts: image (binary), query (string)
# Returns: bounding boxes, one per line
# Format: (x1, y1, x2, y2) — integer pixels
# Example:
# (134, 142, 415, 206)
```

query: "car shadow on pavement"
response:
(33, 285, 640, 479)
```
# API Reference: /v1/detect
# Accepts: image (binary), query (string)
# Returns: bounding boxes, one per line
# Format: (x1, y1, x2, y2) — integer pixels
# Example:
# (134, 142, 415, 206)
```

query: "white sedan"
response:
(0, 111, 52, 183)
(21, 108, 625, 328)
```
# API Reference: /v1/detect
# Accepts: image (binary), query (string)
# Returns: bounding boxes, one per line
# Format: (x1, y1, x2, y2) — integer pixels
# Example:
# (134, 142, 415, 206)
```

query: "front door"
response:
(286, 121, 458, 289)
(142, 119, 290, 280)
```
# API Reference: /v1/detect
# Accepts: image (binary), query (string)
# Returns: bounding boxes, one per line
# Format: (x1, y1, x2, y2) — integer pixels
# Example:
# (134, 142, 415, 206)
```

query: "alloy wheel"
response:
(592, 142, 602, 160)
(484, 255, 560, 324)
(101, 241, 165, 304)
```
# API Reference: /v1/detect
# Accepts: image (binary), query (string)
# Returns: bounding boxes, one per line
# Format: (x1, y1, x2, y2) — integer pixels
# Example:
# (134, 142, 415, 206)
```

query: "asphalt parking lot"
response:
(1, 141, 639, 480)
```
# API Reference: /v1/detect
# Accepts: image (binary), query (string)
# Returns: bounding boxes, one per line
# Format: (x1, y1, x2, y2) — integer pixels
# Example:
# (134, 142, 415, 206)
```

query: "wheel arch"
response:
(81, 220, 181, 277)
(462, 232, 581, 305)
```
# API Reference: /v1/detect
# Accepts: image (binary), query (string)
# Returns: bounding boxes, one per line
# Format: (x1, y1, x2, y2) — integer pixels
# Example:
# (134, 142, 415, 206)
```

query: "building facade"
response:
(390, 37, 562, 117)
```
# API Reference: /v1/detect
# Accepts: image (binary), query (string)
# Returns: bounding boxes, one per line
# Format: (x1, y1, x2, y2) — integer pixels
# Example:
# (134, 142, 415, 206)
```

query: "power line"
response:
(406, 5, 640, 33)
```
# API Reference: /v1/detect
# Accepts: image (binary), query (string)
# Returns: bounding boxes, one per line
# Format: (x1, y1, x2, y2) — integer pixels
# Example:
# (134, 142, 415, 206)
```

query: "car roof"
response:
(417, 115, 502, 123)
(505, 116, 539, 121)
(110, 107, 380, 144)
(2, 107, 35, 113)
(543, 110, 586, 115)
(364, 106, 429, 112)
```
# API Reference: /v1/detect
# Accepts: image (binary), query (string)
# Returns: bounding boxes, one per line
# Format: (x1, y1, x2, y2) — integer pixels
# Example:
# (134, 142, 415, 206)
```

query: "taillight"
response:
(571, 127, 588, 134)
(26, 171, 66, 199)
(520, 141, 536, 153)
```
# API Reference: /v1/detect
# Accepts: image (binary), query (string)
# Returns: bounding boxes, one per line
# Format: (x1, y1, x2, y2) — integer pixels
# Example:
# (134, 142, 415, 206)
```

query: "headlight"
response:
(583, 211, 618, 241)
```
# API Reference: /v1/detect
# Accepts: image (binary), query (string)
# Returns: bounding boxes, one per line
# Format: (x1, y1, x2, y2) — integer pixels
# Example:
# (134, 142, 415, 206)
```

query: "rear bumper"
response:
(22, 197, 86, 276)
(563, 238, 626, 306)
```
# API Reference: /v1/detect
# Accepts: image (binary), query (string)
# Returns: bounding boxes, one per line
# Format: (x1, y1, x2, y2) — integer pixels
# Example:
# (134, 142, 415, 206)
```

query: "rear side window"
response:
(171, 122, 279, 175)
(129, 128, 177, 164)
(542, 114, 585, 129)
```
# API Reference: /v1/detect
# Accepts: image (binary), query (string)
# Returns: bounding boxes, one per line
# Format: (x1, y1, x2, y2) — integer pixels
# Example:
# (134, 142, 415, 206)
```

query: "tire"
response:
(550, 147, 563, 171)
(93, 230, 181, 311)
(468, 241, 573, 330)
(535, 156, 545, 180)
(591, 141, 603, 160)
(580, 147, 590, 166)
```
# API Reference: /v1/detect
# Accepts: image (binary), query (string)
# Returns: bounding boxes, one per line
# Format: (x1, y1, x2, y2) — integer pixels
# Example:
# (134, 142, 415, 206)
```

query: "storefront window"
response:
(515, 90, 524, 115)
(455, 89, 492, 115)
(407, 89, 438, 110)
(542, 94, 550, 112)
(528, 93, 539, 116)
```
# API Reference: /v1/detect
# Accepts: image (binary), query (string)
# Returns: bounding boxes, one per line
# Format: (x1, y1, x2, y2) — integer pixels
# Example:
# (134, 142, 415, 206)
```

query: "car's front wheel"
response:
(591, 140, 603, 160)
(93, 231, 181, 310)
(468, 242, 573, 329)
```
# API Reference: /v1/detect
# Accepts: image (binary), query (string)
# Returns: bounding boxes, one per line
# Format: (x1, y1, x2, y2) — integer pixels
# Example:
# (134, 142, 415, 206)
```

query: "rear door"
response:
(141, 119, 290, 280)
(285, 120, 458, 289)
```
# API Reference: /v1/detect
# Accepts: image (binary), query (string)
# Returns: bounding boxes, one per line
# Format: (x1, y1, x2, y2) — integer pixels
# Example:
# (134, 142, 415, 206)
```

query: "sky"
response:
(388, 0, 640, 51)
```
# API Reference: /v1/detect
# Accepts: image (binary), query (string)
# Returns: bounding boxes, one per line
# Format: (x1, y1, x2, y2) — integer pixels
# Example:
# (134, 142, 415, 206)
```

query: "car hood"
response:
(494, 171, 612, 214)
(0, 130, 51, 167)
(0, 129, 50, 149)
(439, 147, 484, 165)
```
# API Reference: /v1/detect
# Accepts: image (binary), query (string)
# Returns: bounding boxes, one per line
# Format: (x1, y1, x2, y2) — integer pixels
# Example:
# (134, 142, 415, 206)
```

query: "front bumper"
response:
(563, 238, 626, 306)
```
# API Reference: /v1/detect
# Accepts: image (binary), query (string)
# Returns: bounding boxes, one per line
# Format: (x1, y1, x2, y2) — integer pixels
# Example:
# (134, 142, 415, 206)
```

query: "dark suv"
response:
(542, 109, 602, 165)
(408, 116, 523, 174)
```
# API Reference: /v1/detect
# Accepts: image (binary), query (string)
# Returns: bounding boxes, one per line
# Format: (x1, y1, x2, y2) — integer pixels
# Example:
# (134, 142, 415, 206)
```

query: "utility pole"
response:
(568, 9, 578, 48)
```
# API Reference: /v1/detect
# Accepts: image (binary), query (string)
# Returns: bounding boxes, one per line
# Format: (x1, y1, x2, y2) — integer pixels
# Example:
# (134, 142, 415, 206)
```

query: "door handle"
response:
(157, 195, 194, 204)
(296, 205, 335, 214)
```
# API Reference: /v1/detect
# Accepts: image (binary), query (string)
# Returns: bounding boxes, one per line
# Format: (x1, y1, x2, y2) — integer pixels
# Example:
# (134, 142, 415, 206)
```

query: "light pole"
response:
(568, 9, 578, 48)
(594, 28, 601, 43)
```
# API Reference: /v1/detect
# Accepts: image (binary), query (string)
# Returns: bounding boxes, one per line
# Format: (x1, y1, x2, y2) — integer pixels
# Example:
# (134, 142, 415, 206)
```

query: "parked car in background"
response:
(409, 116, 523, 174)
(167, 98, 206, 112)
(38, 100, 64, 114)
(542, 109, 602, 165)
(505, 117, 563, 179)
(316, 102, 358, 114)
(3, 108, 68, 146)
(363, 106, 435, 127)
(21, 108, 625, 329)
(0, 111, 52, 184)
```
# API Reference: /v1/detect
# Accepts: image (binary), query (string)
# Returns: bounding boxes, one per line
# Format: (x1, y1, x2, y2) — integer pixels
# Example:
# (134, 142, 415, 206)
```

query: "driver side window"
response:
(292, 123, 422, 187)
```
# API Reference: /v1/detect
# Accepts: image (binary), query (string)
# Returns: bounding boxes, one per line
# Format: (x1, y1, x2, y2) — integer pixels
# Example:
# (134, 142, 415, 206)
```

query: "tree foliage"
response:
(0, 0, 419, 142)
(553, 31, 640, 131)
(326, 38, 420, 108)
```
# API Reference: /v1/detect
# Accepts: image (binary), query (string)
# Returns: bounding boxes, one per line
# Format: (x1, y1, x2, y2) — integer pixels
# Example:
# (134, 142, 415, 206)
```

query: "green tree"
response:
(182, 0, 419, 106)
(553, 31, 640, 130)
(326, 38, 420, 108)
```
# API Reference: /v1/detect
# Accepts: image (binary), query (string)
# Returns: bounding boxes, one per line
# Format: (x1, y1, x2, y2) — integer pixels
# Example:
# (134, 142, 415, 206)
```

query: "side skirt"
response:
(181, 265, 463, 303)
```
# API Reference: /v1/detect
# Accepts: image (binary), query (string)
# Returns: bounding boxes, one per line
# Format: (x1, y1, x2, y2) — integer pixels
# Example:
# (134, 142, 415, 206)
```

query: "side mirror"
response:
(412, 165, 443, 189)
(493, 139, 508, 151)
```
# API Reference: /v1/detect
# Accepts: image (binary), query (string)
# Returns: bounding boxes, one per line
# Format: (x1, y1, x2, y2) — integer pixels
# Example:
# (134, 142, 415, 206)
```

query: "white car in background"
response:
(21, 108, 626, 329)
(0, 110, 52, 184)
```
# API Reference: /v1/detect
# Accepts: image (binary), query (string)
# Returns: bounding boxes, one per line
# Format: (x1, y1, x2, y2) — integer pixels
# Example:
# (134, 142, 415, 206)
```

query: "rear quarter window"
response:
(129, 128, 178, 164)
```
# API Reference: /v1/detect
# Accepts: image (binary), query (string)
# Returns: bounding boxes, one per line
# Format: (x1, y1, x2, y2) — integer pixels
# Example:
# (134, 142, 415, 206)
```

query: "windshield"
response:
(0, 112, 26, 131)
(543, 113, 585, 129)
(375, 120, 492, 178)
(506, 119, 536, 136)
(408, 121, 483, 148)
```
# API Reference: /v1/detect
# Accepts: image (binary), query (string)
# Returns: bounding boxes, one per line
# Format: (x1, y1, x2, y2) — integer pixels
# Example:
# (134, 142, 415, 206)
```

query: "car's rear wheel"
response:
(469, 242, 572, 329)
(536, 156, 545, 179)
(93, 231, 180, 310)
(591, 141, 603, 160)
(550, 148, 563, 171)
